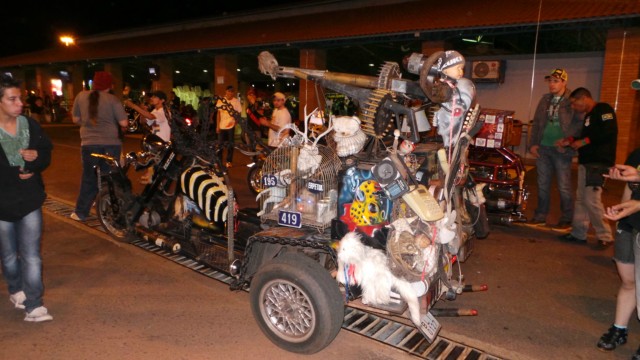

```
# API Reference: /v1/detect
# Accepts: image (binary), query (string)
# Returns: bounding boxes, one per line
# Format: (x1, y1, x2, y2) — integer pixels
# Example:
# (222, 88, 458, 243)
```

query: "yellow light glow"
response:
(59, 36, 75, 46)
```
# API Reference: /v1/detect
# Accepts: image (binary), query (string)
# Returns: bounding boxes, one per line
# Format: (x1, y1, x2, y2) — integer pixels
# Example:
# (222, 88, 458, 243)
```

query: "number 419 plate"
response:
(278, 210, 302, 228)
(418, 312, 441, 343)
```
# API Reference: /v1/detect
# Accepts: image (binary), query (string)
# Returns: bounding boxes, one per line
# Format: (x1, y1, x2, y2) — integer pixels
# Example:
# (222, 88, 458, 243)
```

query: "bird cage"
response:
(258, 143, 341, 232)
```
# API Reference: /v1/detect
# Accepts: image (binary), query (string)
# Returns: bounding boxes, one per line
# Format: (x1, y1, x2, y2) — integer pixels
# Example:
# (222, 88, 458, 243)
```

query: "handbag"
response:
(583, 163, 609, 188)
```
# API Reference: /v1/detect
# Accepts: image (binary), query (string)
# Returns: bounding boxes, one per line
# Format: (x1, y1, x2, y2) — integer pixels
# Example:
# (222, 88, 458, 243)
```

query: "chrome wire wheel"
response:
(259, 279, 315, 343)
(247, 165, 263, 195)
(250, 253, 344, 354)
(96, 185, 131, 242)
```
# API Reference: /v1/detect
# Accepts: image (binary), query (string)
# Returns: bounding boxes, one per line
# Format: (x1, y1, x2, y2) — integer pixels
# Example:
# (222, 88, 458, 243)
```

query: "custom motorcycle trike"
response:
(93, 50, 489, 354)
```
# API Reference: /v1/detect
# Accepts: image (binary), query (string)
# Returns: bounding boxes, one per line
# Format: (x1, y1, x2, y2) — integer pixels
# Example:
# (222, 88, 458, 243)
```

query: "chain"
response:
(229, 232, 337, 290)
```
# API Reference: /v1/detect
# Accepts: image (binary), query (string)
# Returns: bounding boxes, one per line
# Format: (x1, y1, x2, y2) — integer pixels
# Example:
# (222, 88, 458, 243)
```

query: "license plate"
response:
(262, 174, 277, 188)
(278, 210, 302, 228)
(418, 312, 441, 343)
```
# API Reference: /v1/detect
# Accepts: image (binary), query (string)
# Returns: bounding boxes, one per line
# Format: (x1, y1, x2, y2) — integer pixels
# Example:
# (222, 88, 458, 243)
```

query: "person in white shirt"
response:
(124, 91, 171, 142)
(216, 86, 241, 167)
(260, 92, 291, 148)
(124, 90, 172, 184)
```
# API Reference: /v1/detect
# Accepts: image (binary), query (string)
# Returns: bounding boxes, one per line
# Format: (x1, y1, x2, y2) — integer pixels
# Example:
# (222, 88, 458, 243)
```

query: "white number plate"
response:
(418, 312, 441, 343)
(278, 210, 302, 228)
(262, 174, 277, 188)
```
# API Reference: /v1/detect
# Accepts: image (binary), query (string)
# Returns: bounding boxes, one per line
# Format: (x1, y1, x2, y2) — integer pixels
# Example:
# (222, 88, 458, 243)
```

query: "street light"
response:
(59, 36, 75, 47)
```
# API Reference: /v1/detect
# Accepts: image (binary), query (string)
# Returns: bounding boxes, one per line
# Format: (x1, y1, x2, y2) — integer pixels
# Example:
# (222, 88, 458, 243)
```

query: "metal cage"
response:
(259, 144, 341, 232)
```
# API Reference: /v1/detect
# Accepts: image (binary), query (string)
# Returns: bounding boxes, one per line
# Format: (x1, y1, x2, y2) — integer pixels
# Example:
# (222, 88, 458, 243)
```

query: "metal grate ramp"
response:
(43, 196, 504, 360)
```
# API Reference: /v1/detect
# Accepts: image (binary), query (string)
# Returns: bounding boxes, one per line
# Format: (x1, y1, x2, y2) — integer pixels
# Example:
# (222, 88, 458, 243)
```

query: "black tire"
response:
(95, 184, 133, 243)
(247, 164, 263, 196)
(250, 252, 344, 354)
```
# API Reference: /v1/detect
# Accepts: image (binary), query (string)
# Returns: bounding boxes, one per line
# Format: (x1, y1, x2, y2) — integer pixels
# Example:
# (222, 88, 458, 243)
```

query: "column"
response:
(35, 66, 51, 97)
(214, 54, 238, 97)
(298, 49, 327, 121)
(152, 59, 174, 93)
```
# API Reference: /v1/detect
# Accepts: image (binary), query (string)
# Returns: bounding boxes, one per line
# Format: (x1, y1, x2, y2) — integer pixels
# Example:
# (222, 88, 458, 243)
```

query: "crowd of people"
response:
(528, 68, 619, 249)
(527, 69, 640, 357)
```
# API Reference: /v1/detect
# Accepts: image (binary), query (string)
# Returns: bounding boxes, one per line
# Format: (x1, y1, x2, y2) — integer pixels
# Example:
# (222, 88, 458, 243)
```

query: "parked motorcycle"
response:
(92, 115, 261, 269)
(124, 106, 141, 133)
(234, 117, 271, 195)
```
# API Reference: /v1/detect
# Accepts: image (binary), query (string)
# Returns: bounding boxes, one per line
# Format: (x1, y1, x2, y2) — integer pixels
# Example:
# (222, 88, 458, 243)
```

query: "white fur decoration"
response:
(298, 144, 322, 174)
(333, 116, 361, 137)
(436, 210, 457, 244)
(336, 232, 422, 326)
(333, 116, 367, 157)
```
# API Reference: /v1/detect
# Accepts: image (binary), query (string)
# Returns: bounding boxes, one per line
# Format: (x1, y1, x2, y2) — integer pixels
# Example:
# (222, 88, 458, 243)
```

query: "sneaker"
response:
(633, 345, 640, 360)
(559, 233, 587, 244)
(551, 221, 572, 231)
(70, 212, 84, 221)
(225, 162, 233, 168)
(594, 240, 613, 250)
(24, 306, 53, 322)
(9, 291, 26, 309)
(597, 325, 627, 351)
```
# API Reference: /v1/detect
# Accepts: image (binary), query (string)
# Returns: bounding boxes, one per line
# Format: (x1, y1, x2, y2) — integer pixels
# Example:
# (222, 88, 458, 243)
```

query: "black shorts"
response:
(613, 227, 635, 264)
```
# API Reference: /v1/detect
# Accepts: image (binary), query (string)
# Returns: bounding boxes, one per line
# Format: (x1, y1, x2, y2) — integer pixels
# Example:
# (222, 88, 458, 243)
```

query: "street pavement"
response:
(0, 123, 636, 359)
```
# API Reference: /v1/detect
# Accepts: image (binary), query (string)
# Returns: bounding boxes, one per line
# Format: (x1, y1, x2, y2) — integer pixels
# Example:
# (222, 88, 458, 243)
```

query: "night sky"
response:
(1, 0, 304, 57)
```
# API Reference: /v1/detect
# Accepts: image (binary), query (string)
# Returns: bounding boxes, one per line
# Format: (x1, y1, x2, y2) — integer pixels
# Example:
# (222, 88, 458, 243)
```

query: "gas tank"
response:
(179, 166, 229, 226)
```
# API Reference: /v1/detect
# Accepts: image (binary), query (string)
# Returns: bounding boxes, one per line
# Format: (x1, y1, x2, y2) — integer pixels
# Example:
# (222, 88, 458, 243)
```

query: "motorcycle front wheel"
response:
(247, 163, 263, 196)
(96, 184, 133, 243)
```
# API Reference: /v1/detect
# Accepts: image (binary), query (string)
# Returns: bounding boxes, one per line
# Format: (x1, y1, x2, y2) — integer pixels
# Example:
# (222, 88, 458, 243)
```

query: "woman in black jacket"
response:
(0, 74, 53, 322)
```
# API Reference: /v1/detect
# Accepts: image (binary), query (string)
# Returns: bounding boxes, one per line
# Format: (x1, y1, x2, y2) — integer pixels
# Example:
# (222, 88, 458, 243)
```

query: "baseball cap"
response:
(545, 68, 568, 82)
(92, 71, 113, 90)
(150, 90, 167, 101)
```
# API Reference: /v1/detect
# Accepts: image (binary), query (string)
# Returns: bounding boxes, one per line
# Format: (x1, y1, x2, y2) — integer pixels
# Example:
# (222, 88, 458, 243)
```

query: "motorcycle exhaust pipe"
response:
(430, 308, 478, 317)
(229, 259, 242, 278)
(487, 212, 528, 226)
(136, 226, 181, 254)
(487, 213, 515, 226)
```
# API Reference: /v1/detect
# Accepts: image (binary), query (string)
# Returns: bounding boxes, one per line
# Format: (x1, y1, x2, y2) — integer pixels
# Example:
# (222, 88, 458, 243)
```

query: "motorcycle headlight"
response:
(142, 134, 169, 155)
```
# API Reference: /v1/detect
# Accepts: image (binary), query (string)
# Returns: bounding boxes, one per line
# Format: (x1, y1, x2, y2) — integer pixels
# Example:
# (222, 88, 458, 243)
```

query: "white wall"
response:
(469, 52, 604, 121)
(466, 52, 604, 156)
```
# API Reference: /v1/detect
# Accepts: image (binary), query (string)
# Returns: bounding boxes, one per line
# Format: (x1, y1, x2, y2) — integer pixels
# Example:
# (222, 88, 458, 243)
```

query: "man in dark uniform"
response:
(558, 87, 617, 248)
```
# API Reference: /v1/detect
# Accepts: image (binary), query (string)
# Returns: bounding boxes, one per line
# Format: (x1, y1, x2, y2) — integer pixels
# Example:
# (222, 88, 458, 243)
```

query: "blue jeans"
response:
(75, 145, 122, 219)
(0, 208, 44, 312)
(534, 145, 574, 223)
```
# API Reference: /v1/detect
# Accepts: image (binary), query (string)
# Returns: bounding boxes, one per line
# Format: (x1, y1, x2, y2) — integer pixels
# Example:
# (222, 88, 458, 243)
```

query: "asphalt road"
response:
(0, 123, 636, 360)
